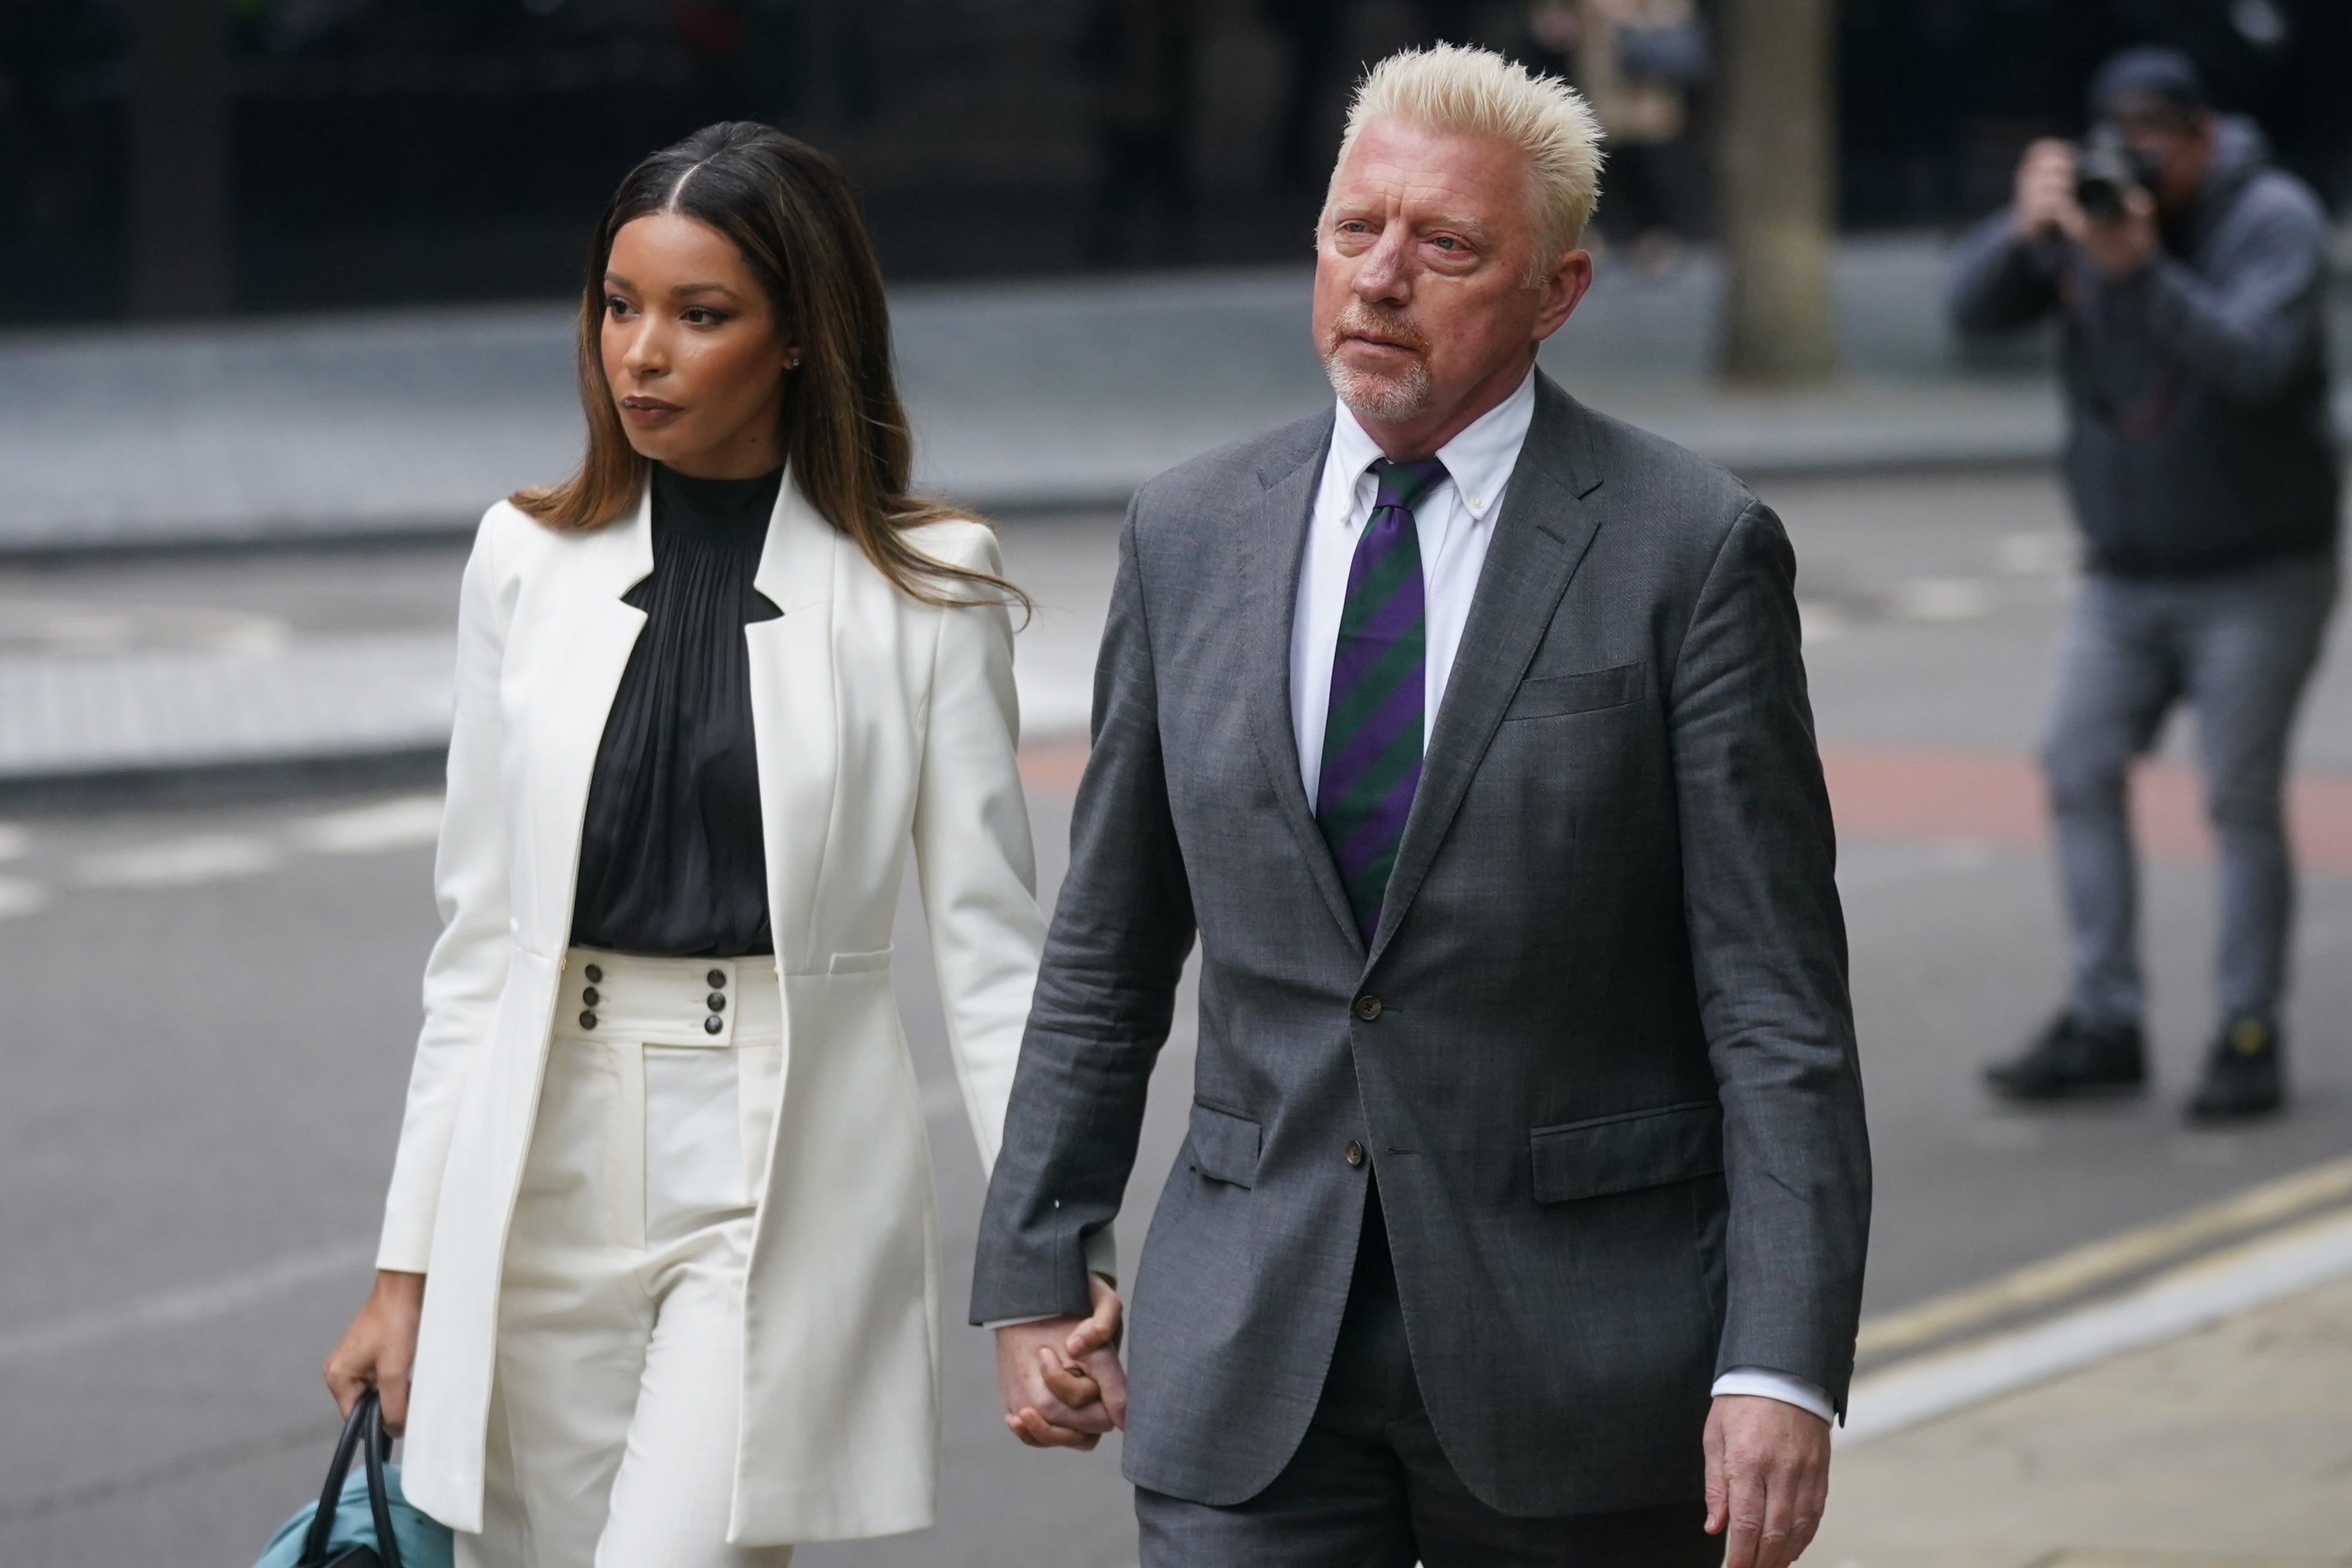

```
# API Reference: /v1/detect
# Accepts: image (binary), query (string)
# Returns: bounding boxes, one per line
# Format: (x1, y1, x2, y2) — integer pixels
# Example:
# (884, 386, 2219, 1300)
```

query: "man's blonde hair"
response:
(1334, 43, 1605, 264)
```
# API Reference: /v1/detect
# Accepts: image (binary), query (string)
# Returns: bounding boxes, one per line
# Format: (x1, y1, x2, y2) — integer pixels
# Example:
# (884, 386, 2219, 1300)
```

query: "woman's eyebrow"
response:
(667, 281, 742, 299)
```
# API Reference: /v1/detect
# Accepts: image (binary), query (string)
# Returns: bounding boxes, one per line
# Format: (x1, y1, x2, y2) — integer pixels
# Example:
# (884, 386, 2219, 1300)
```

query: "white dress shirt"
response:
(1289, 369, 1835, 1428)
(1291, 369, 1533, 803)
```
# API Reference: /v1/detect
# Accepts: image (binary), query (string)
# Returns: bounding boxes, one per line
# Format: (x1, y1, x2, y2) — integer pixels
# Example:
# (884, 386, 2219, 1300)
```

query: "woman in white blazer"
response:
(322, 122, 1111, 1566)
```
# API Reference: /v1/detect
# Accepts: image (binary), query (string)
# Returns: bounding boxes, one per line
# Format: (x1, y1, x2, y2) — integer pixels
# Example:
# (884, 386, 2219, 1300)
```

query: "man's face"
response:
(2106, 93, 2218, 215)
(1312, 117, 1587, 436)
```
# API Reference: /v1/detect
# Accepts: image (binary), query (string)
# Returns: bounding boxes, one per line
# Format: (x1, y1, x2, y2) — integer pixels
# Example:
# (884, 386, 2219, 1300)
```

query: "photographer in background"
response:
(1954, 46, 2339, 1122)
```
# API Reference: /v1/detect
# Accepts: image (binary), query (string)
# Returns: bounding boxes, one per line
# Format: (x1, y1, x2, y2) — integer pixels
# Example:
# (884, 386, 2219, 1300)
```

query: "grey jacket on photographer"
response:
(1949, 116, 2338, 578)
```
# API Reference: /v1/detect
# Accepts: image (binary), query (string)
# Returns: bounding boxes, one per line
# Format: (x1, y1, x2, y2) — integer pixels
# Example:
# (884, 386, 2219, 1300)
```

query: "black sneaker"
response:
(1985, 1012, 2147, 1100)
(2185, 1018, 2286, 1122)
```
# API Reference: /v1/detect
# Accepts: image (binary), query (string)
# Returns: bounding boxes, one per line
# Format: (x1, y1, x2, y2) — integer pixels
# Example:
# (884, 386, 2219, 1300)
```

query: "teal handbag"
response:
(253, 1390, 454, 1568)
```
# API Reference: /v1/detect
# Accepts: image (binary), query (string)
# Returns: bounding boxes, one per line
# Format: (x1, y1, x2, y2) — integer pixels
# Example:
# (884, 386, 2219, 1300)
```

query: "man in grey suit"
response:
(973, 43, 1870, 1568)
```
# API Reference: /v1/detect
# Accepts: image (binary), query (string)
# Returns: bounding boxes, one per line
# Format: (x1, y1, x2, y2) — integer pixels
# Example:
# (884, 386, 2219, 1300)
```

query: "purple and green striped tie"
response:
(1317, 456, 1447, 944)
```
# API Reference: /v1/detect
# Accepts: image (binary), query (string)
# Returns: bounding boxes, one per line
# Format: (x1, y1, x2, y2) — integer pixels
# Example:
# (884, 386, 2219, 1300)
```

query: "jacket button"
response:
(580, 1010, 598, 1030)
(1345, 1140, 1365, 1168)
(1353, 996, 1383, 1021)
(708, 969, 727, 990)
(584, 964, 603, 984)
(708, 993, 726, 1012)
(582, 987, 599, 1007)
(705, 1015, 724, 1035)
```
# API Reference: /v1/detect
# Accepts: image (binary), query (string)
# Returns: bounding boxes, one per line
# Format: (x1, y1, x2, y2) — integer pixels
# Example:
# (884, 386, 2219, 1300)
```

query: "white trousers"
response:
(457, 948, 794, 1568)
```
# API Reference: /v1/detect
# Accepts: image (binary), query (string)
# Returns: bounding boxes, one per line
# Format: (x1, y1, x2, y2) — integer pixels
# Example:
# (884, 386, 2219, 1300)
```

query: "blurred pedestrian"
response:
(321, 123, 1065, 1564)
(1954, 47, 2339, 1121)
(1083, 0, 1196, 265)
(1530, 0, 1708, 274)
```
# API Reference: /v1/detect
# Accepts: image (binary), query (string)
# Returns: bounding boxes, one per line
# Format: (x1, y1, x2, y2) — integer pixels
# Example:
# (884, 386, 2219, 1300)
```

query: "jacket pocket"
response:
(1187, 1102, 1263, 1189)
(828, 947, 894, 975)
(1530, 1100, 1723, 1204)
(1503, 662, 1643, 721)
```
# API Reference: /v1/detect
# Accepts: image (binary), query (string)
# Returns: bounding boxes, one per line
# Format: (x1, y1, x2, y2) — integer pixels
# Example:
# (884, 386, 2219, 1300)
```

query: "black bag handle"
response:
(299, 1388, 405, 1568)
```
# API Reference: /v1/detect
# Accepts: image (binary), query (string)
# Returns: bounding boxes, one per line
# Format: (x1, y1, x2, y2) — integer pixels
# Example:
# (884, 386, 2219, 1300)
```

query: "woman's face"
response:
(601, 211, 798, 479)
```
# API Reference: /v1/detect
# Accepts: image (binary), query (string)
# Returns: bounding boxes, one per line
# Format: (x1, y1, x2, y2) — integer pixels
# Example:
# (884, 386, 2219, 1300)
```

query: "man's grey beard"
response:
(1322, 349, 1434, 422)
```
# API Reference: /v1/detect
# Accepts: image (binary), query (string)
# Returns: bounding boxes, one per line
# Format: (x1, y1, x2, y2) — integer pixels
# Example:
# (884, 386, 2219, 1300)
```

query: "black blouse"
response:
(570, 463, 783, 957)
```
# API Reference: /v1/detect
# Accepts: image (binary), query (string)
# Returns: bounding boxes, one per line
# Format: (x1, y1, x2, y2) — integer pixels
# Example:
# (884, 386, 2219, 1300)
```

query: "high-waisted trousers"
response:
(457, 948, 794, 1568)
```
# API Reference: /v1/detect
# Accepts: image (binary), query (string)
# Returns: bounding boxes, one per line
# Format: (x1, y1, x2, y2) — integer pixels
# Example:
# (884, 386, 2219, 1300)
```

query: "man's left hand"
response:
(992, 1273, 1128, 1450)
(1704, 1393, 1831, 1568)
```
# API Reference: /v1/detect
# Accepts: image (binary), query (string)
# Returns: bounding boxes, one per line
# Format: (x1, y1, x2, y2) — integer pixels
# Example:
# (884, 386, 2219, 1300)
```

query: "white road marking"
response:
(0, 875, 46, 918)
(1841, 1206, 2352, 1445)
(0, 1242, 377, 1368)
(1995, 530, 2074, 576)
(1797, 601, 1848, 644)
(289, 794, 445, 855)
(1854, 1154, 2352, 1361)
(1833, 840, 1991, 894)
(74, 834, 281, 888)
(1886, 576, 1994, 622)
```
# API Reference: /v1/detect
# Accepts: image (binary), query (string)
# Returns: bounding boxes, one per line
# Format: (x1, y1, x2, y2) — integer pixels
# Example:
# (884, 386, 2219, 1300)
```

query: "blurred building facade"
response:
(0, 0, 2347, 323)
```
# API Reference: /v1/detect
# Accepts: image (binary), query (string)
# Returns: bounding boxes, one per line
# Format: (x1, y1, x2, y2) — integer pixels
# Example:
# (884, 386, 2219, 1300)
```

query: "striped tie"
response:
(1317, 456, 1446, 945)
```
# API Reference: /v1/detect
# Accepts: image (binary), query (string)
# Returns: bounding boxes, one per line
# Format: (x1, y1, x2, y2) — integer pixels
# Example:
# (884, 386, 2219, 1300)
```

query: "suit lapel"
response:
(1240, 412, 1365, 955)
(746, 470, 838, 978)
(1365, 377, 1607, 969)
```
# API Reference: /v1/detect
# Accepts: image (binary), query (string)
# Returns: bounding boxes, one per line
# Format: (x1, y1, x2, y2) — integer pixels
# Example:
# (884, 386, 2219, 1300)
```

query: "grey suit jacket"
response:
(971, 373, 1871, 1516)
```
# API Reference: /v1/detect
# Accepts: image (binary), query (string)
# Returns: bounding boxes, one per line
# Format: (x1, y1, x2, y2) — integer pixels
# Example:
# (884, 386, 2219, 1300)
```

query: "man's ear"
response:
(1534, 247, 1594, 342)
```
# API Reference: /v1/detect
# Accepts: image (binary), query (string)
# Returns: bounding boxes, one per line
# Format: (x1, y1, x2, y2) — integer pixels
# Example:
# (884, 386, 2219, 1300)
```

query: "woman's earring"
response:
(788, 353, 803, 369)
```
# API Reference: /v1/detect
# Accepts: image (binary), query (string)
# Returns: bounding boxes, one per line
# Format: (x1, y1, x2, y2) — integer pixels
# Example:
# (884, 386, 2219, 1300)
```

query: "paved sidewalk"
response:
(0, 234, 2102, 555)
(1818, 1262, 2352, 1567)
(1816, 1161, 2352, 1568)
(0, 514, 1116, 793)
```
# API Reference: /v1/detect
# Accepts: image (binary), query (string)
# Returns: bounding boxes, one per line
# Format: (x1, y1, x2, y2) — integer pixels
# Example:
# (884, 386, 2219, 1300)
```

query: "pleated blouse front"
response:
(570, 463, 783, 958)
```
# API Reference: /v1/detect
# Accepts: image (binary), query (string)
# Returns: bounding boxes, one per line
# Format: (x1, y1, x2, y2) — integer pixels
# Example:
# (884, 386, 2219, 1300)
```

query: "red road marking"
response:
(1820, 748, 2352, 872)
(1018, 739, 1091, 795)
(1014, 742, 2352, 874)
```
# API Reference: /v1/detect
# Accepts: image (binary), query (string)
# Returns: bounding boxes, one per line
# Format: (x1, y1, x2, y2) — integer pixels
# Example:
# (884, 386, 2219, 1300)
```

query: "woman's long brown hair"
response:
(513, 122, 1022, 612)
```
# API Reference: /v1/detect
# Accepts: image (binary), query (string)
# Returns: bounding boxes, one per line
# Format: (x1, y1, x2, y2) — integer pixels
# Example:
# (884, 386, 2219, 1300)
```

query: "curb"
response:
(0, 748, 449, 814)
(1843, 1166, 2352, 1445)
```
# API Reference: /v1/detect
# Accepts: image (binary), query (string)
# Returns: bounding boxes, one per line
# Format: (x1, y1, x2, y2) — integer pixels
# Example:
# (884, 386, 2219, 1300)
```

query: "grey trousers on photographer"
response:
(2042, 551, 2339, 1031)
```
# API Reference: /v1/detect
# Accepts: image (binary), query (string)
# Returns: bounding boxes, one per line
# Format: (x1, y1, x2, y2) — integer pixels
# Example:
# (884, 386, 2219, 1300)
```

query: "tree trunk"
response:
(1715, 0, 1837, 384)
(128, 0, 231, 317)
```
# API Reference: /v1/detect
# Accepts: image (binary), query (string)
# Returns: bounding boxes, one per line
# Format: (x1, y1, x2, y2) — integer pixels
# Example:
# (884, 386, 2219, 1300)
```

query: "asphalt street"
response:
(1, 471, 2348, 1566)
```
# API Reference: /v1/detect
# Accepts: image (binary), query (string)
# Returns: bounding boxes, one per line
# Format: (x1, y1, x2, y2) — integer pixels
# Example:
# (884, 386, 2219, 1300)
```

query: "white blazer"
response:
(375, 475, 1046, 1545)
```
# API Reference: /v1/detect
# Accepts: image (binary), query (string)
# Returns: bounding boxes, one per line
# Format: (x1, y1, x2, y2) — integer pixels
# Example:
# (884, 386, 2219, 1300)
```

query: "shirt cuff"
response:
(1711, 1367, 1834, 1424)
(981, 1273, 1115, 1331)
(1082, 1222, 1117, 1284)
(982, 1230, 1118, 1330)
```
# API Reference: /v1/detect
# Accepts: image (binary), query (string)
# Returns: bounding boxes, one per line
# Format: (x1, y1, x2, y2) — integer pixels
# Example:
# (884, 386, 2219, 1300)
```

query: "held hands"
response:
(993, 1273, 1128, 1450)
(323, 1269, 425, 1434)
(2013, 137, 2160, 280)
(1704, 1394, 1832, 1568)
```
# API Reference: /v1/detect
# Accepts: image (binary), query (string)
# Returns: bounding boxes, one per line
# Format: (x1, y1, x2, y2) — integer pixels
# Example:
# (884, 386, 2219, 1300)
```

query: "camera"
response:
(2074, 128, 2161, 221)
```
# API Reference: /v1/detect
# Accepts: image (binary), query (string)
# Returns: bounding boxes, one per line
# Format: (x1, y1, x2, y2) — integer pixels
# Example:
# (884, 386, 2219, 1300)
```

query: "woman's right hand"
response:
(324, 1269, 425, 1434)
